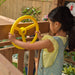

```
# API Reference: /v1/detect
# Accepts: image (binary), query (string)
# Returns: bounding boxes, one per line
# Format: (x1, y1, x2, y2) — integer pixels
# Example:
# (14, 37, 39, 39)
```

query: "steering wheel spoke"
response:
(21, 35, 26, 42)
(14, 27, 21, 32)
(25, 24, 35, 30)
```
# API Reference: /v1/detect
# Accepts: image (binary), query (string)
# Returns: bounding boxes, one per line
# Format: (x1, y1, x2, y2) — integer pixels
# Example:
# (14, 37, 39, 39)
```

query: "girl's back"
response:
(38, 35, 68, 75)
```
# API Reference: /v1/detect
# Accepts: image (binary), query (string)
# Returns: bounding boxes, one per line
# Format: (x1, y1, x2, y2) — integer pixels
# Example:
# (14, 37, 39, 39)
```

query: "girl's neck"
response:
(55, 30, 67, 37)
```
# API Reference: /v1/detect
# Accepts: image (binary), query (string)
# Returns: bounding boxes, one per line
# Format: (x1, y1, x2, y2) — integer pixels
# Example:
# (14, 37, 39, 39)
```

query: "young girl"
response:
(8, 6, 74, 75)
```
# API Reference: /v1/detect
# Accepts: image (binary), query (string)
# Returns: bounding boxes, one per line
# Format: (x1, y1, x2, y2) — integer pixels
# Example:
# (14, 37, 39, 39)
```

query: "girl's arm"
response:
(8, 33, 54, 51)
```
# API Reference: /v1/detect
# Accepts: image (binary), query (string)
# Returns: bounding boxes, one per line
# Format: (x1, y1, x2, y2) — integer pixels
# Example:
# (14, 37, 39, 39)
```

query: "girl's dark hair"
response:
(48, 6, 75, 50)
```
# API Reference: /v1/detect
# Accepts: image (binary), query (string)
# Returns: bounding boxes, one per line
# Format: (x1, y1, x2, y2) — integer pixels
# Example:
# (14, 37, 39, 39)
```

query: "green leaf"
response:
(37, 10, 41, 14)
(32, 8, 36, 11)
(2, 39, 9, 42)
(67, 52, 70, 57)
(72, 56, 75, 62)
(33, 12, 36, 15)
(22, 9, 28, 13)
(71, 52, 75, 55)
(0, 46, 4, 48)
(16, 37, 22, 39)
(64, 51, 67, 55)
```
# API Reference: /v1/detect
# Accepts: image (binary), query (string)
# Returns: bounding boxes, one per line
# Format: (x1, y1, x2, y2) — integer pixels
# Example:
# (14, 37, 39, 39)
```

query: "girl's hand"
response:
(35, 31, 42, 40)
(8, 33, 16, 42)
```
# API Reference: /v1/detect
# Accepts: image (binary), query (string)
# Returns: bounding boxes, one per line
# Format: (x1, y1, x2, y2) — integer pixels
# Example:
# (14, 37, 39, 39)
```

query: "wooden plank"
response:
(0, 46, 18, 55)
(0, 47, 15, 63)
(0, 0, 57, 20)
(0, 54, 23, 75)
(51, 0, 58, 10)
(0, 17, 13, 25)
(0, 41, 11, 47)
(0, 21, 49, 40)
(18, 50, 25, 72)
(65, 0, 75, 1)
(30, 0, 54, 2)
(65, 58, 75, 65)
(28, 51, 35, 75)
(0, 62, 10, 75)
(0, 46, 15, 51)
(0, 15, 15, 25)
(62, 0, 65, 6)
(0, 37, 33, 47)
(58, 0, 64, 6)
(0, 46, 24, 54)
(0, 47, 25, 72)
(4, 49, 13, 62)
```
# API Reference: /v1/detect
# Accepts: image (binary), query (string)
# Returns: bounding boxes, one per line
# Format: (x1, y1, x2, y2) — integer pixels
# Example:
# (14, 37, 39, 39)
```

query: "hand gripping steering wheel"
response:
(10, 15, 39, 49)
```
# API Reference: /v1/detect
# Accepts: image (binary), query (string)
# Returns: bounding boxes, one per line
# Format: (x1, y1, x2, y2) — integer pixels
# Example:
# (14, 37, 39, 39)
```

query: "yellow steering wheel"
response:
(10, 15, 39, 49)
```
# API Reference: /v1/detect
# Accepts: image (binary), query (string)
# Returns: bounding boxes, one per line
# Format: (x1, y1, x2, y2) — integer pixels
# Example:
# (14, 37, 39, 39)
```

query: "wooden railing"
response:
(0, 16, 49, 75)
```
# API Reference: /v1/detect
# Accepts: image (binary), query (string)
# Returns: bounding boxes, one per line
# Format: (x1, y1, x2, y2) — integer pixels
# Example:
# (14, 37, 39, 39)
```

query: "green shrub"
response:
(21, 7, 41, 22)
(63, 64, 75, 75)
(64, 51, 75, 62)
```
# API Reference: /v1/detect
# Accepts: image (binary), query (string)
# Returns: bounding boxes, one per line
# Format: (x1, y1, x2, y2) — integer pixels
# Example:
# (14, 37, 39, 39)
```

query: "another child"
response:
(8, 6, 74, 75)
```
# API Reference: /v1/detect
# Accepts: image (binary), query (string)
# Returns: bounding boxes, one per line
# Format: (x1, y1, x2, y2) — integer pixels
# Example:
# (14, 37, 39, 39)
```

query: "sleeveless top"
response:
(38, 35, 68, 75)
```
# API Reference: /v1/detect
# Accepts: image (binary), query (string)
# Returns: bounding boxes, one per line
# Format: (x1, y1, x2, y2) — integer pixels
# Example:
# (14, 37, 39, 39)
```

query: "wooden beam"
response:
(65, 0, 75, 1)
(0, 15, 15, 25)
(0, 37, 33, 47)
(58, 0, 65, 6)
(0, 21, 49, 40)
(18, 50, 25, 72)
(64, 58, 75, 65)
(0, 41, 11, 47)
(0, 54, 23, 75)
(28, 50, 35, 75)
(62, 0, 65, 6)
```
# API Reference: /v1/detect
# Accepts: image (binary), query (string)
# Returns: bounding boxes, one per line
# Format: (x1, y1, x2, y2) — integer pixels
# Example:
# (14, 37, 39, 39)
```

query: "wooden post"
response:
(58, 0, 65, 6)
(28, 50, 35, 75)
(18, 50, 25, 72)
(4, 49, 13, 62)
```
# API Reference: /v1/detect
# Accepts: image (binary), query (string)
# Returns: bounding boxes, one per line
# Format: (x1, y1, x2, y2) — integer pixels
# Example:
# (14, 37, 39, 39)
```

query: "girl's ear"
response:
(55, 22, 61, 29)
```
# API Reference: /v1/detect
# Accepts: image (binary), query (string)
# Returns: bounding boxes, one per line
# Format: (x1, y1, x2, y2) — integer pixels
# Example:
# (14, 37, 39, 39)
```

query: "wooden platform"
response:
(0, 15, 15, 25)
(0, 54, 23, 75)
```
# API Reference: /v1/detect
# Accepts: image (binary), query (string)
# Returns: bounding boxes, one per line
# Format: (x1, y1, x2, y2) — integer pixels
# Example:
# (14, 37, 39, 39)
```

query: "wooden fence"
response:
(0, 0, 59, 20)
(0, 0, 74, 20)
